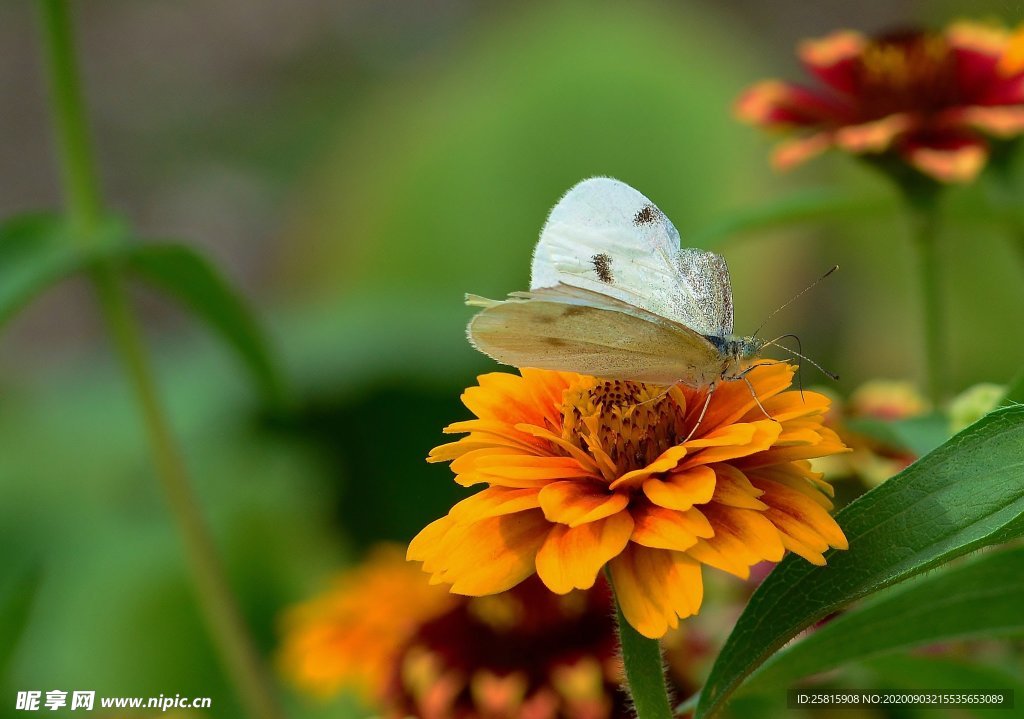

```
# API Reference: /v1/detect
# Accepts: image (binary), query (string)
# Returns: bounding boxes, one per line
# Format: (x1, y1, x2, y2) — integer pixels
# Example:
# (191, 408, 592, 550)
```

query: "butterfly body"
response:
(467, 177, 764, 388)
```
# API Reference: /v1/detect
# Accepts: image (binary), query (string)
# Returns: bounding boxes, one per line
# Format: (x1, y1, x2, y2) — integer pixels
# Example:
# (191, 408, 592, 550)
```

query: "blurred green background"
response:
(2, 1, 1023, 717)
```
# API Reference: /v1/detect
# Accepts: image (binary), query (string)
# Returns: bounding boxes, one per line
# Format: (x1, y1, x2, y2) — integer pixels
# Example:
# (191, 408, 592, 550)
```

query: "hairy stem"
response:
(609, 575, 674, 719)
(38, 3, 285, 718)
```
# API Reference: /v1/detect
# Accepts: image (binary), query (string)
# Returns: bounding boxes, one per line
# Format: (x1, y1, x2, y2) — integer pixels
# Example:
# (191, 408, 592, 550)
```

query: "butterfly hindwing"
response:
(467, 287, 721, 386)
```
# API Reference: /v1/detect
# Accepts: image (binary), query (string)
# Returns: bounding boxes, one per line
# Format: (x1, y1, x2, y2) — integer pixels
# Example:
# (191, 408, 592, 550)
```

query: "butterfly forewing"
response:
(530, 177, 733, 338)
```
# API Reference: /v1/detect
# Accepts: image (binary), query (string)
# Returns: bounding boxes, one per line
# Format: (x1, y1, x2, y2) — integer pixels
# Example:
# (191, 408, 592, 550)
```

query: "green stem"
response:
(905, 195, 947, 406)
(37, 4, 285, 719)
(39, 0, 102, 241)
(983, 163, 1024, 271)
(609, 577, 674, 719)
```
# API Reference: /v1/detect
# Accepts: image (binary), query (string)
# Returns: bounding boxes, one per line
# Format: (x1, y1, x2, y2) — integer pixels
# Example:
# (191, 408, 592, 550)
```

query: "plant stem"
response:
(905, 195, 947, 406)
(37, 3, 285, 719)
(609, 577, 674, 719)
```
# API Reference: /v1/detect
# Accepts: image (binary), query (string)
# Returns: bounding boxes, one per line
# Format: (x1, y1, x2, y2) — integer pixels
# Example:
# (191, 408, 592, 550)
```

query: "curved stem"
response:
(37, 3, 285, 719)
(609, 576, 674, 719)
(906, 197, 947, 406)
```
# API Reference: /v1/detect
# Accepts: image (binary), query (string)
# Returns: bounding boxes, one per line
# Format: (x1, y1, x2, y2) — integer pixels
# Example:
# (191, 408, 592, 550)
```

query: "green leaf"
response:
(0, 566, 41, 677)
(845, 413, 949, 458)
(742, 545, 1024, 692)
(690, 190, 895, 248)
(695, 405, 1024, 719)
(0, 212, 129, 329)
(0, 213, 77, 327)
(121, 243, 287, 409)
(859, 655, 1024, 719)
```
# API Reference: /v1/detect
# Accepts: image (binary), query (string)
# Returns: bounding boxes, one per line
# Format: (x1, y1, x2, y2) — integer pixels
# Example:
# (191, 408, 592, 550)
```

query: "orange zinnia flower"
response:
(278, 545, 457, 700)
(409, 364, 850, 639)
(278, 545, 631, 719)
(736, 22, 1024, 183)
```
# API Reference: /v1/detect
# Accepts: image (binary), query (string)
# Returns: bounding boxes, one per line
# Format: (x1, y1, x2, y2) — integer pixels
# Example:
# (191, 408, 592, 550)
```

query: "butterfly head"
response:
(706, 334, 764, 383)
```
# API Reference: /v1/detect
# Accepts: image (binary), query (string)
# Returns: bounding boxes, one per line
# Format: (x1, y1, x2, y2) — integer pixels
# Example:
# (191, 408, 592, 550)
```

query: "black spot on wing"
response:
(591, 253, 614, 284)
(633, 204, 657, 226)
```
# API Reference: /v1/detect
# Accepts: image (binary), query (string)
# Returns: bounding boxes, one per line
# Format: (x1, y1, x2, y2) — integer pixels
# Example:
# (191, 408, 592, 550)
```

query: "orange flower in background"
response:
(278, 545, 456, 700)
(409, 365, 849, 639)
(736, 22, 1024, 183)
(278, 545, 630, 719)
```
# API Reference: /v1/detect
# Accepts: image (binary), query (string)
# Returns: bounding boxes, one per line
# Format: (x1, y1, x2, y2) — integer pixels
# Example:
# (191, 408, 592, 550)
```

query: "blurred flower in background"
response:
(278, 545, 629, 719)
(736, 21, 1024, 182)
(409, 364, 849, 638)
(814, 380, 929, 486)
(948, 382, 1006, 433)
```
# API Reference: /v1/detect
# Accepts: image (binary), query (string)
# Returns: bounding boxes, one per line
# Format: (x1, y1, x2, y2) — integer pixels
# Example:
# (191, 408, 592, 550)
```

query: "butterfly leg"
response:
(683, 383, 716, 442)
(740, 373, 773, 421)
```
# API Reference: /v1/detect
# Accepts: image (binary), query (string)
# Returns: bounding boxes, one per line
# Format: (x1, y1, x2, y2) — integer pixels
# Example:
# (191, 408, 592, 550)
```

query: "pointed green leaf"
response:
(121, 243, 287, 409)
(696, 405, 1024, 718)
(0, 212, 129, 328)
(742, 545, 1024, 692)
(0, 213, 76, 327)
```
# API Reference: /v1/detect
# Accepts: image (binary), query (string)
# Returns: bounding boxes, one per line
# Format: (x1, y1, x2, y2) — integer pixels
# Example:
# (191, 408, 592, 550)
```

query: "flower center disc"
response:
(560, 380, 697, 475)
(858, 31, 958, 117)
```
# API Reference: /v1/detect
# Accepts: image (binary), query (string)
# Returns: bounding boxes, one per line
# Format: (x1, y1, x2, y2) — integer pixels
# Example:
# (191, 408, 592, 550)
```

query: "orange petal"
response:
(699, 364, 796, 433)
(608, 446, 688, 491)
(408, 515, 456, 574)
(630, 505, 714, 551)
(834, 113, 913, 153)
(439, 419, 548, 454)
(710, 464, 767, 510)
(535, 512, 634, 594)
(749, 466, 833, 509)
(463, 372, 560, 428)
(641, 465, 717, 511)
(686, 505, 784, 578)
(449, 487, 542, 523)
(515, 423, 602, 475)
(947, 20, 1009, 55)
(950, 105, 1024, 138)
(1000, 26, 1024, 75)
(422, 511, 551, 596)
(608, 545, 703, 638)
(771, 132, 834, 170)
(538, 481, 630, 527)
(900, 134, 988, 183)
(754, 477, 848, 552)
(741, 429, 850, 468)
(472, 454, 597, 481)
(798, 30, 866, 94)
(680, 420, 781, 468)
(746, 389, 831, 424)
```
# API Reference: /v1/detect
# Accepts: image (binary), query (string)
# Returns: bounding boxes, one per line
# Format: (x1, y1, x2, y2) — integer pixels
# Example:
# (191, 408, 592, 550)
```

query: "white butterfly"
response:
(466, 177, 765, 394)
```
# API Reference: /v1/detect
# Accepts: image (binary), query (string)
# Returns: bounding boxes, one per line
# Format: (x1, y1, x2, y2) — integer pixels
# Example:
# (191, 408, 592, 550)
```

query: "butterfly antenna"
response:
(763, 333, 840, 381)
(752, 265, 839, 338)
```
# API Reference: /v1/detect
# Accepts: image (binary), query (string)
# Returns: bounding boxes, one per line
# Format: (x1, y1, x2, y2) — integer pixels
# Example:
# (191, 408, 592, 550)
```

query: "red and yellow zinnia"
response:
(736, 22, 1024, 183)
(409, 364, 850, 639)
